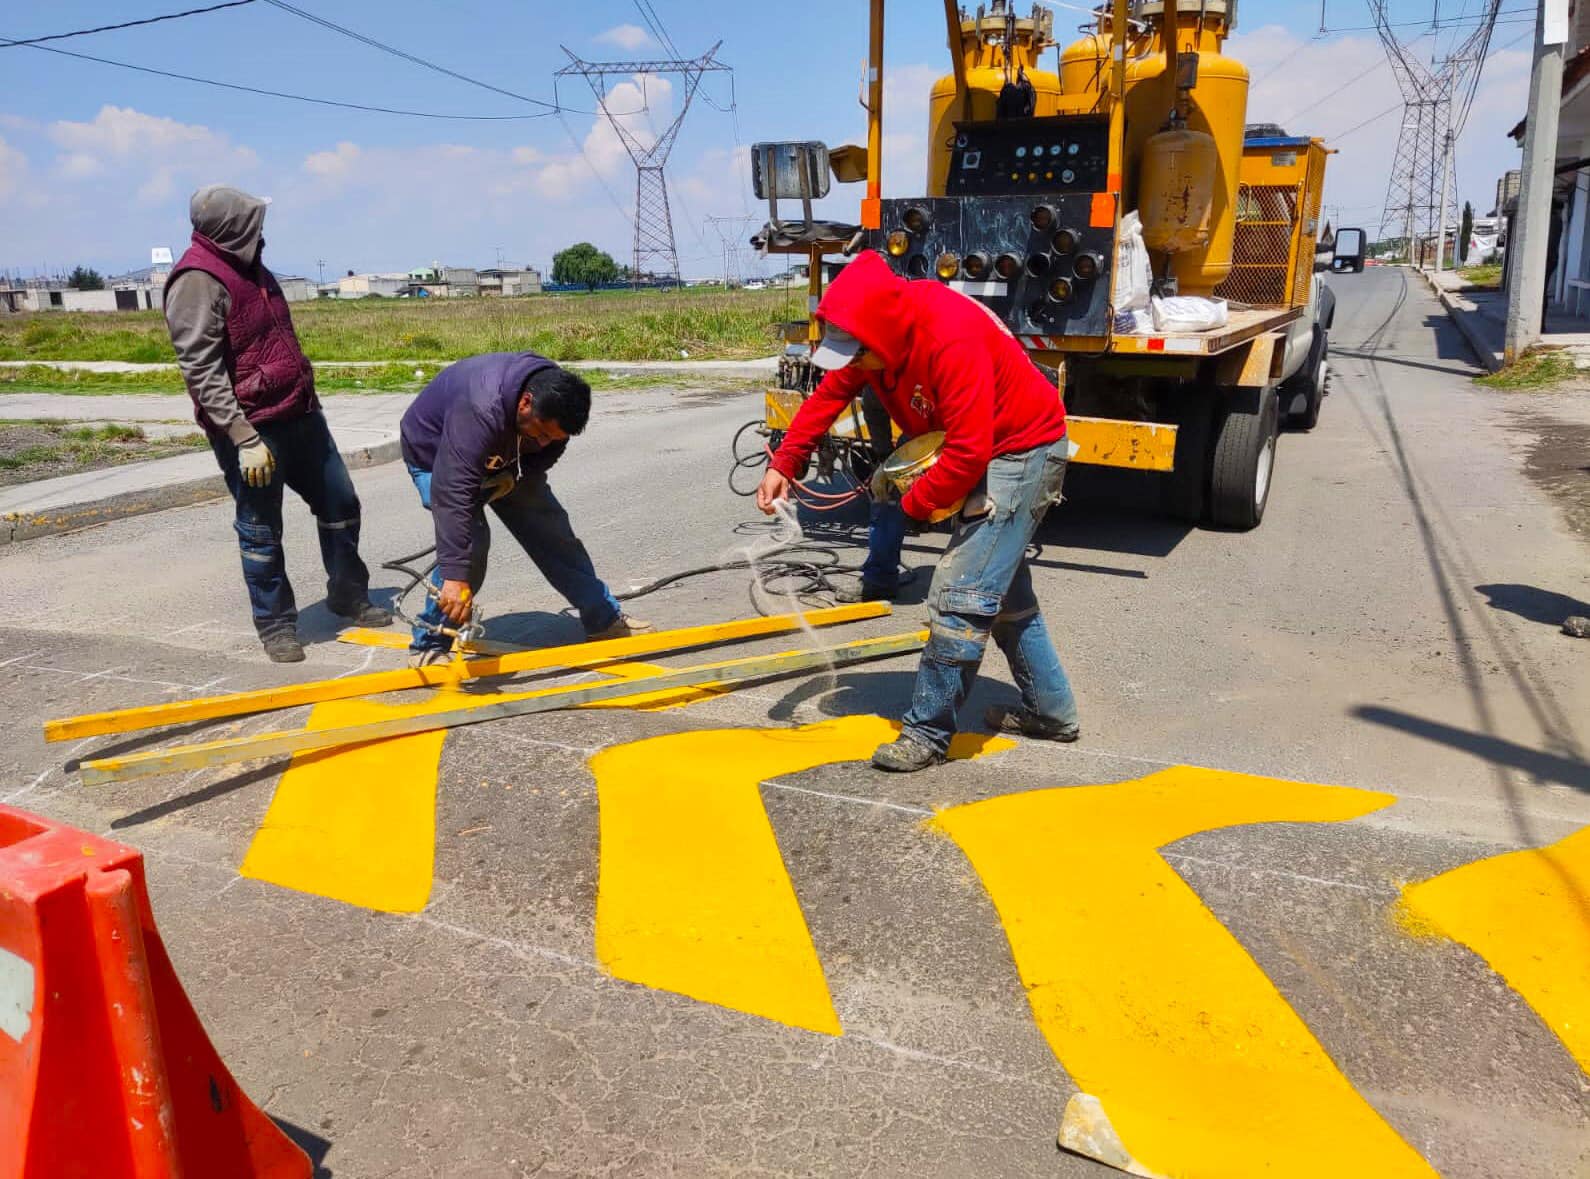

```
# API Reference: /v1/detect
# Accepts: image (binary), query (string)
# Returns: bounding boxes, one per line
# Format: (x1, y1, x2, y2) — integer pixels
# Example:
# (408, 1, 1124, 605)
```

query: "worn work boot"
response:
(261, 632, 306, 664)
(589, 613, 654, 641)
(1563, 615, 1590, 638)
(871, 734, 946, 773)
(332, 599, 394, 627)
(834, 580, 898, 605)
(984, 705, 1080, 743)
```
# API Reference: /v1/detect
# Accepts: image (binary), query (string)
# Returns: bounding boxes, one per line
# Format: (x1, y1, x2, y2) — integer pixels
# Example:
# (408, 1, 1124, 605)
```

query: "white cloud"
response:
(595, 23, 653, 51)
(304, 141, 361, 181)
(1231, 26, 1530, 231)
(0, 136, 28, 200)
(45, 105, 257, 205)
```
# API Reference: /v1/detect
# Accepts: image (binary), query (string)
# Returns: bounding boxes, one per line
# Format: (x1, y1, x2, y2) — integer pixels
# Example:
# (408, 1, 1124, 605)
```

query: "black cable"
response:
(0, 0, 255, 48)
(16, 40, 558, 120)
(728, 418, 769, 496)
(259, 0, 561, 111)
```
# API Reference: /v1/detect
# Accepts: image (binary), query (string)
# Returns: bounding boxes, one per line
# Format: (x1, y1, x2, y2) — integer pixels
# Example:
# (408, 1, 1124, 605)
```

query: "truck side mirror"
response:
(1331, 227, 1366, 274)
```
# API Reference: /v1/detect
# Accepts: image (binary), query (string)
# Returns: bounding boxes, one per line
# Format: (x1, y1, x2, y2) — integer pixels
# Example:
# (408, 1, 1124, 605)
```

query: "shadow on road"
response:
(1352, 704, 1590, 793)
(272, 1117, 333, 1178)
(1475, 583, 1590, 628)
(108, 760, 283, 829)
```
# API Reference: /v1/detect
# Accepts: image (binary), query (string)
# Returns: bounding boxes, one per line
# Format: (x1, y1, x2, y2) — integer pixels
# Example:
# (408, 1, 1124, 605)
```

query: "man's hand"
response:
(437, 579, 473, 625)
(755, 468, 792, 515)
(237, 435, 276, 488)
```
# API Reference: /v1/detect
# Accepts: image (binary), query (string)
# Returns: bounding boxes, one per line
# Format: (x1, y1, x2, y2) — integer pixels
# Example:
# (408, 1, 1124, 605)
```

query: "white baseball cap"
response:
(811, 323, 863, 370)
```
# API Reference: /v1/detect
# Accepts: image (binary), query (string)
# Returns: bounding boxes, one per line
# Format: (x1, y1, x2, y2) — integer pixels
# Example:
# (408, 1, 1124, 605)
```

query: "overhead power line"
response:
(16, 40, 559, 120)
(258, 0, 565, 110)
(0, 0, 256, 48)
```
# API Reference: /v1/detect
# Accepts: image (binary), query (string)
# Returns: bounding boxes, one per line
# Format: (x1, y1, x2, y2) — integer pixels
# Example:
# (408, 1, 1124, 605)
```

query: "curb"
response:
(1415, 268, 1503, 373)
(1, 437, 402, 546)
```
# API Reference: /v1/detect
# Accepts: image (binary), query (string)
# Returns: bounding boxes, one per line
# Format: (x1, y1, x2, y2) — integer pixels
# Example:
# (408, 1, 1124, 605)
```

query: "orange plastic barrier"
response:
(0, 805, 310, 1178)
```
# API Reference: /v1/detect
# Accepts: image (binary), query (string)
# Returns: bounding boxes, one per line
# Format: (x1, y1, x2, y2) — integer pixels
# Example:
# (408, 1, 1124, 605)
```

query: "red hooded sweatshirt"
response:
(770, 250, 1066, 520)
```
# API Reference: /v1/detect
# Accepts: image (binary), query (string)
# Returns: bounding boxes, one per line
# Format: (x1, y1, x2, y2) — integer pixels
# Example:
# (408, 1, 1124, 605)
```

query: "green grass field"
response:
(0, 286, 799, 364)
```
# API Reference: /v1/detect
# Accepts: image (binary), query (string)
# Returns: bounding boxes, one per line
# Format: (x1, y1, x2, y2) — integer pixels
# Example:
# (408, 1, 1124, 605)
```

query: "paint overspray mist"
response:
(739, 497, 840, 708)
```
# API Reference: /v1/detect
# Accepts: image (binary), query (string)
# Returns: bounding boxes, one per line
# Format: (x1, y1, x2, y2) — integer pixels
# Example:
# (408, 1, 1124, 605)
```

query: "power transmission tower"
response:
(1371, 0, 1504, 267)
(704, 214, 756, 286)
(555, 44, 730, 287)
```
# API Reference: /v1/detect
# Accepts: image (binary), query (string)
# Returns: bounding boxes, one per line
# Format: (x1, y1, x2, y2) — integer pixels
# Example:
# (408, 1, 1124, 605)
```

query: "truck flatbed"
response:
(1106, 305, 1302, 356)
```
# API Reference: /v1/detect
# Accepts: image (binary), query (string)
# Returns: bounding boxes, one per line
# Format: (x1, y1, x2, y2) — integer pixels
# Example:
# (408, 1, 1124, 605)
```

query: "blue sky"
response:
(0, 0, 1534, 281)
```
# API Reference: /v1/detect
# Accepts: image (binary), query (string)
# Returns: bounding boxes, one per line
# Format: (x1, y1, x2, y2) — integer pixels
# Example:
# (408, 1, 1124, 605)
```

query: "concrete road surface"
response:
(1, 267, 1586, 1178)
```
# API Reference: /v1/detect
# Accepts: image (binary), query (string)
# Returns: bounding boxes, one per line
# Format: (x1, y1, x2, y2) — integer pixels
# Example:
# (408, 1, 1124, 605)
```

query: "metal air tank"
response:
(927, 2, 1062, 195)
(1123, 0, 1248, 294)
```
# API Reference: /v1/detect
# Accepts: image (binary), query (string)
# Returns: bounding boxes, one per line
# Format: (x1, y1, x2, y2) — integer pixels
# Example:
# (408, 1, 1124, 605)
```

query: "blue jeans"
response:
(208, 411, 370, 639)
(861, 500, 908, 591)
(406, 463, 621, 653)
(901, 439, 1078, 753)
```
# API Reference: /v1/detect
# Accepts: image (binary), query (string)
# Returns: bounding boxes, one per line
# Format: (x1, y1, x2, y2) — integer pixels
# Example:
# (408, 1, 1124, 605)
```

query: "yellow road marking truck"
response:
(749, 0, 1359, 529)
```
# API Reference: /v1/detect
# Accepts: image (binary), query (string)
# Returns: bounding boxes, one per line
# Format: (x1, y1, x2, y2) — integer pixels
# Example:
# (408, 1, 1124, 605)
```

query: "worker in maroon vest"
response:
(164, 185, 390, 663)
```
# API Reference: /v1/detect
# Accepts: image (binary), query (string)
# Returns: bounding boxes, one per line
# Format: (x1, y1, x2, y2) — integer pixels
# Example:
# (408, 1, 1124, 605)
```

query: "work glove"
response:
(482, 469, 516, 504)
(237, 435, 276, 488)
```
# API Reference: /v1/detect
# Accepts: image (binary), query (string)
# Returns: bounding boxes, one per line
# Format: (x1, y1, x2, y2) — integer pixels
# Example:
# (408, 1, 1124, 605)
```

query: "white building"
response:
(1508, 27, 1590, 316)
(477, 267, 543, 297)
(336, 272, 409, 299)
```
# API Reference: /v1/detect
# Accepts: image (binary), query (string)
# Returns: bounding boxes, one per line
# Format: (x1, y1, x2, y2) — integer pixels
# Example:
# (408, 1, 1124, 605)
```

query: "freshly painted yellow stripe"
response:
(239, 689, 460, 913)
(932, 767, 1436, 1178)
(592, 716, 1011, 1035)
(235, 654, 743, 911)
(1400, 823, 1590, 1075)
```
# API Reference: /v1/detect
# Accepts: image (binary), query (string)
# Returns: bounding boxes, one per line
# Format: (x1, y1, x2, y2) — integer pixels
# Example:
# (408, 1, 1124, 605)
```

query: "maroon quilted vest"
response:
(166, 233, 318, 432)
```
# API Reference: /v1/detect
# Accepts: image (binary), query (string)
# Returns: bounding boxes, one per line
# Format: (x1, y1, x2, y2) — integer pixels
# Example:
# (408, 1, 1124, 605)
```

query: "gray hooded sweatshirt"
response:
(164, 185, 274, 447)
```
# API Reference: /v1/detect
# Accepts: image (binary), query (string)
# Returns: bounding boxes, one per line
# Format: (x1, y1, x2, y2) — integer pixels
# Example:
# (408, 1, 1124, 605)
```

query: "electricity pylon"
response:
(556, 45, 730, 287)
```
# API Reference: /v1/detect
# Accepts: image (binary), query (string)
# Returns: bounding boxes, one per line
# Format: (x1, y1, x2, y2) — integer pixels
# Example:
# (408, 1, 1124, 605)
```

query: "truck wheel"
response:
(1283, 328, 1326, 431)
(1158, 384, 1216, 522)
(1208, 388, 1279, 530)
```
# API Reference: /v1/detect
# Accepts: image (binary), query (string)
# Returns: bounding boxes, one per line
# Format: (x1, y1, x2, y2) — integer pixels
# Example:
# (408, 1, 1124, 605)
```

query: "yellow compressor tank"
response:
(1058, 25, 1109, 110)
(1138, 125, 1219, 254)
(927, 2, 1061, 196)
(1122, 0, 1248, 294)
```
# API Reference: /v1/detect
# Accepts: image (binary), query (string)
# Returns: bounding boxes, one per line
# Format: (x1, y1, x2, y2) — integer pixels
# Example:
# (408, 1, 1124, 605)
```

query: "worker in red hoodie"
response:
(757, 250, 1079, 772)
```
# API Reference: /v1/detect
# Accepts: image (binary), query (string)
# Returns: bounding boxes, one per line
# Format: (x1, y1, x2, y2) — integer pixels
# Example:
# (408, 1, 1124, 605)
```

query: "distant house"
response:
(275, 276, 314, 303)
(337, 272, 409, 299)
(477, 267, 543, 297)
(407, 264, 479, 298)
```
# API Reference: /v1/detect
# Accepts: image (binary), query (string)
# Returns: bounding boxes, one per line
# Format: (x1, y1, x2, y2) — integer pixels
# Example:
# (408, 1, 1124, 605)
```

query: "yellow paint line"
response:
(238, 689, 464, 913)
(592, 716, 1011, 1035)
(932, 767, 1435, 1179)
(577, 659, 723, 712)
(1400, 823, 1590, 1075)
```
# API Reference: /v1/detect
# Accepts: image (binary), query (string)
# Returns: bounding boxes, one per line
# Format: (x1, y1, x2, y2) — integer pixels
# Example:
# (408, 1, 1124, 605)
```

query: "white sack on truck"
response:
(1151, 295, 1228, 333)
(1115, 211, 1152, 312)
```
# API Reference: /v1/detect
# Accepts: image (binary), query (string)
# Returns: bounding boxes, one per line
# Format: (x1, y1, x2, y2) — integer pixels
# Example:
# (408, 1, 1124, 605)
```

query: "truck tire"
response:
(1158, 384, 1216, 522)
(1282, 327, 1326, 431)
(1208, 388, 1279, 530)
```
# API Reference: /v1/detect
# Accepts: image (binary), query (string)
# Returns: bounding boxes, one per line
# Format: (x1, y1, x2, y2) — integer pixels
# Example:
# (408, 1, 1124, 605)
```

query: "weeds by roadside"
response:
(1456, 263, 1502, 290)
(1476, 348, 1578, 390)
(0, 287, 795, 365)
(0, 420, 209, 485)
(0, 362, 744, 396)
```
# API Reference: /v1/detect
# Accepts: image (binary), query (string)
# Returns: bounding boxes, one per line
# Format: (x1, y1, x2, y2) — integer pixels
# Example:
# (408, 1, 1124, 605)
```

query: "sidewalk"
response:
(0, 395, 411, 545)
(0, 356, 779, 545)
(1420, 268, 1590, 372)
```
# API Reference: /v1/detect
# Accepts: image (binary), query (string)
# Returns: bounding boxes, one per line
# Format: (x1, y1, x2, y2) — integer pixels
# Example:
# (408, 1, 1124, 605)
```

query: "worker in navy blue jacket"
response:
(399, 352, 650, 664)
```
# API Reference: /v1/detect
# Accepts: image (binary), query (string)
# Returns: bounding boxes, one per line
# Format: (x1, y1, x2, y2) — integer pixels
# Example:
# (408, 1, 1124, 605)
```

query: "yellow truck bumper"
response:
(765, 393, 1176, 472)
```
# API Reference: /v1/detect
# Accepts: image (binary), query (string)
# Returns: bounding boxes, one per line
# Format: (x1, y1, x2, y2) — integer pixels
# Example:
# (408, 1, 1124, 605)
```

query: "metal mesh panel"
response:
(1215, 184, 1300, 306)
(1293, 150, 1326, 305)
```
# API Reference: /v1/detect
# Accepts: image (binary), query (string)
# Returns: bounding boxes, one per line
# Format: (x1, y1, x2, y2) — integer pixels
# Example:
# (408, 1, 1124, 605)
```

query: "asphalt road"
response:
(1, 266, 1587, 1177)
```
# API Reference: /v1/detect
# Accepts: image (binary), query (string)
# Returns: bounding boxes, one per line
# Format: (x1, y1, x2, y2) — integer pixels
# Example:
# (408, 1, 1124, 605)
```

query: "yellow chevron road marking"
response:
(1400, 823, 1590, 1075)
(592, 717, 1011, 1035)
(933, 767, 1436, 1179)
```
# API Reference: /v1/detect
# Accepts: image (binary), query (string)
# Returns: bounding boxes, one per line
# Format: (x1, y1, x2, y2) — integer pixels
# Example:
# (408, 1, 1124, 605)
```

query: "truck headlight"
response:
(903, 206, 930, 234)
(935, 252, 961, 279)
(1048, 278, 1074, 302)
(1073, 253, 1100, 280)
(1051, 228, 1077, 255)
(885, 230, 911, 257)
